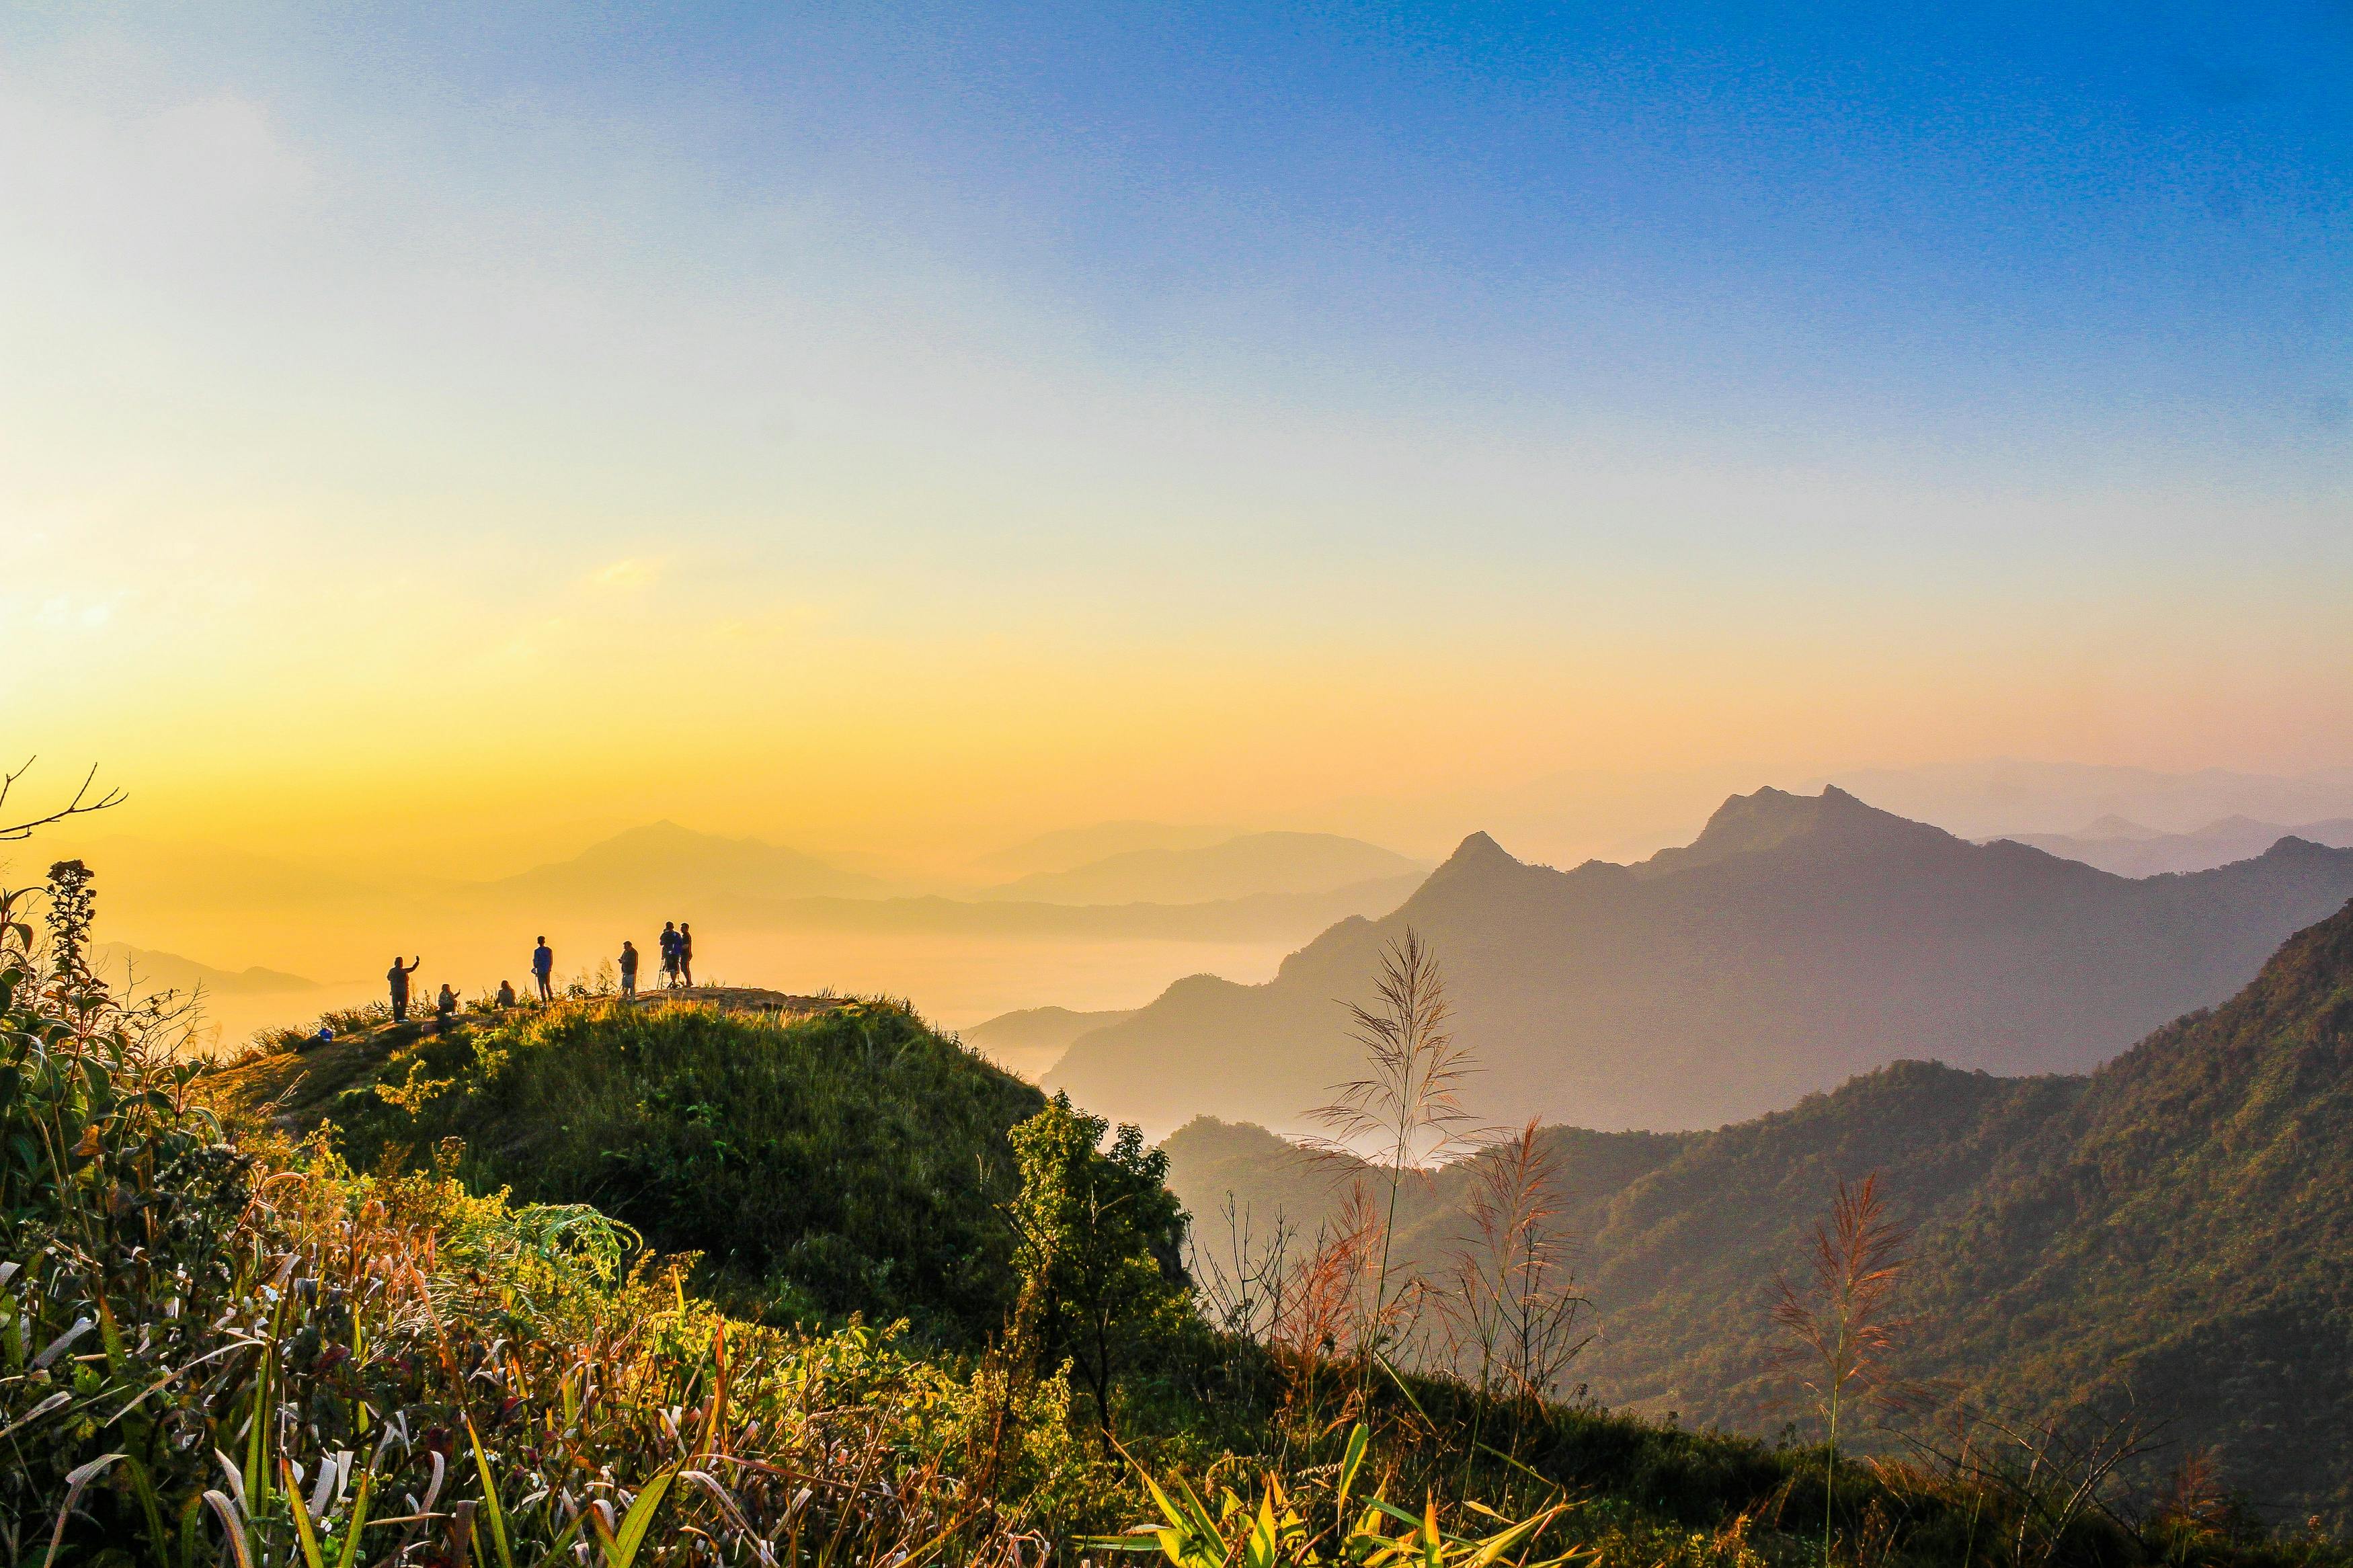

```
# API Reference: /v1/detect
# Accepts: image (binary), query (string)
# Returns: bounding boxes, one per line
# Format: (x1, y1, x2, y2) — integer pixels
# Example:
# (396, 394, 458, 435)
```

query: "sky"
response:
(3, 1, 2350, 895)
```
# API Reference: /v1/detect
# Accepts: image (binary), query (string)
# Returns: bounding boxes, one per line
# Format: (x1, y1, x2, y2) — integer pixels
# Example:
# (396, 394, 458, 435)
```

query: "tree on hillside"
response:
(1006, 1091, 1189, 1436)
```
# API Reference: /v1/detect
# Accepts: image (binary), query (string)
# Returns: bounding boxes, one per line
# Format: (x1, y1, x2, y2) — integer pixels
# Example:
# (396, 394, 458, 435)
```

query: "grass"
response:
(223, 997, 1047, 1344)
(17, 913, 2350, 1565)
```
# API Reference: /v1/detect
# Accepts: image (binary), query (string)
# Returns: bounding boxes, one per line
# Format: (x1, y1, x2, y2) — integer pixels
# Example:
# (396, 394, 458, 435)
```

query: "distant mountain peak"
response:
(1448, 829, 1515, 865)
(1635, 784, 1922, 879)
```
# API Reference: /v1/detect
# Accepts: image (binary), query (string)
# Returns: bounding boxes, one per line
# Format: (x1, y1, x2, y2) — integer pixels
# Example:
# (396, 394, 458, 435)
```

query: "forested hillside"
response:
(1166, 899, 2353, 1525)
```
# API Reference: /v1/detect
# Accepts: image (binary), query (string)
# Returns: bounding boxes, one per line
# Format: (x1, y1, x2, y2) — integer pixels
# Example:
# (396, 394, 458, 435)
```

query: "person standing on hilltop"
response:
(619, 939, 640, 999)
(532, 936, 555, 1002)
(678, 922, 694, 987)
(659, 921, 680, 988)
(387, 954, 422, 1022)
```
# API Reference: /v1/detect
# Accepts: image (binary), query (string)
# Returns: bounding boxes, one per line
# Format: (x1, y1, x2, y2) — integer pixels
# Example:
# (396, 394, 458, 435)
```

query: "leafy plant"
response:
(1096, 1422, 1586, 1567)
(1006, 1092, 1191, 1437)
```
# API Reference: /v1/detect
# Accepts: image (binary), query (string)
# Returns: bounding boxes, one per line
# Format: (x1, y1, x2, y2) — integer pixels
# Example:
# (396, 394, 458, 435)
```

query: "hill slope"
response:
(1165, 899, 2353, 1524)
(1053, 786, 2353, 1132)
(221, 997, 1044, 1342)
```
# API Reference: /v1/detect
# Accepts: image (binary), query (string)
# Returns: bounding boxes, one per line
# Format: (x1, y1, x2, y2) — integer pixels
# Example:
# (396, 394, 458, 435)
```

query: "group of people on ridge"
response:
(383, 920, 696, 1026)
(617, 921, 694, 998)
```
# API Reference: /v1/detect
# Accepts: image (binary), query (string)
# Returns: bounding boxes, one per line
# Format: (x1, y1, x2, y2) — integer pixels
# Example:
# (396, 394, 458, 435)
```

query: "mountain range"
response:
(1823, 759, 2353, 839)
(89, 942, 319, 996)
(1994, 815, 2353, 878)
(957, 1005, 1142, 1079)
(1162, 897, 2353, 1525)
(1049, 785, 2353, 1133)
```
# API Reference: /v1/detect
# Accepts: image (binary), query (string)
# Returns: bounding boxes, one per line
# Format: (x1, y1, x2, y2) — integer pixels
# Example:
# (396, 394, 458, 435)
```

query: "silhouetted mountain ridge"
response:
(1049, 786, 2353, 1132)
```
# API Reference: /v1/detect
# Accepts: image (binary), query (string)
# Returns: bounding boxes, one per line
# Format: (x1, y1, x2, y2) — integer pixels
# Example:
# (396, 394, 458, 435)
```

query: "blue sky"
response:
(270, 0, 2350, 470)
(2, 2, 2348, 868)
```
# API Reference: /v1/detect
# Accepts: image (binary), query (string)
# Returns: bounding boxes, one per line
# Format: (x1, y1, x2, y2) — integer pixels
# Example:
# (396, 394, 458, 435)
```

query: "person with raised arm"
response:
(387, 954, 422, 1022)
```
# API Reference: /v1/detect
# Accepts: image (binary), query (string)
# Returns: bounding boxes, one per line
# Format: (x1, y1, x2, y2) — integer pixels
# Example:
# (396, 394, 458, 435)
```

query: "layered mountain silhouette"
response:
(959, 1005, 1142, 1079)
(1049, 785, 2353, 1132)
(969, 821, 1244, 880)
(491, 820, 888, 907)
(1164, 897, 2353, 1523)
(979, 831, 1425, 905)
(1996, 814, 2353, 877)
(89, 942, 319, 996)
(1821, 758, 2353, 839)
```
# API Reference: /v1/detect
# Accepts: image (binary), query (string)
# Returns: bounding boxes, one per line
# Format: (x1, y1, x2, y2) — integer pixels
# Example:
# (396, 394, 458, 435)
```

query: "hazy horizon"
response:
(6, 3, 2350, 1048)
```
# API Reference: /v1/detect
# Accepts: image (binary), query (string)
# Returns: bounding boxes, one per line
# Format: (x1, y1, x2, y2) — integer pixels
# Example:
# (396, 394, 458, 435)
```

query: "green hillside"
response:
(225, 996, 1046, 1342)
(1166, 898, 2353, 1526)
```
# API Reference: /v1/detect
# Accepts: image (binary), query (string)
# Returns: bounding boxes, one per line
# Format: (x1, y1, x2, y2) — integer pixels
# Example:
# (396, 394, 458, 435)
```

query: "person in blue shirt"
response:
(532, 936, 555, 1002)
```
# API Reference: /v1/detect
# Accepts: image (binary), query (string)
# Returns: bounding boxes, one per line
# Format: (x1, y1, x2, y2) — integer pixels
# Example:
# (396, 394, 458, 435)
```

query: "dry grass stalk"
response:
(1304, 930, 1479, 1391)
(1771, 1172, 1913, 1567)
(1441, 1119, 1590, 1424)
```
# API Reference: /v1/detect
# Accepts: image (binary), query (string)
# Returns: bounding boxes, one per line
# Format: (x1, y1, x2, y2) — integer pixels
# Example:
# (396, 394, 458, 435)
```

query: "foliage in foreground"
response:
(18, 866, 2353, 1566)
(257, 995, 1049, 1344)
(1, 884, 1086, 1564)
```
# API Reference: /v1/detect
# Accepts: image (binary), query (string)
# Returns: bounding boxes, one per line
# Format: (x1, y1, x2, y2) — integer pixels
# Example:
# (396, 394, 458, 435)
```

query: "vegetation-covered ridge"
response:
(8, 856, 2347, 1565)
(1166, 897, 2353, 1528)
(216, 993, 1048, 1344)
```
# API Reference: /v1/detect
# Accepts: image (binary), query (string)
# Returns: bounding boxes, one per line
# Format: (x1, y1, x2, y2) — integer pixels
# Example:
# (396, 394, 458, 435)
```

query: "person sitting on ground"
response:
(311, 1024, 334, 1050)
(387, 954, 422, 1022)
(678, 922, 694, 987)
(532, 936, 555, 1002)
(619, 939, 640, 999)
(495, 979, 517, 1009)
(659, 921, 680, 987)
(434, 982, 459, 1033)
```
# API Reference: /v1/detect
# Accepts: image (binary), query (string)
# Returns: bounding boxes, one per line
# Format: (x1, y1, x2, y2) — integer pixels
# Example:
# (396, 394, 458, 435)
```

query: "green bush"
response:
(321, 997, 1047, 1344)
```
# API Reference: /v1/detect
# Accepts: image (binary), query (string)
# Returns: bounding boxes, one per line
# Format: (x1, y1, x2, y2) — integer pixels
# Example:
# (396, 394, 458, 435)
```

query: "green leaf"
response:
(334, 1477, 372, 1568)
(1337, 1423, 1371, 1524)
(467, 1416, 516, 1568)
(600, 1465, 677, 1568)
(282, 1459, 327, 1568)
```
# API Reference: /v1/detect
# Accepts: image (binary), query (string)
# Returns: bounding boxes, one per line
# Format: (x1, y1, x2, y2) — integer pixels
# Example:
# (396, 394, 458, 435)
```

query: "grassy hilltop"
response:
(220, 995, 1045, 1342)
(13, 883, 2353, 1564)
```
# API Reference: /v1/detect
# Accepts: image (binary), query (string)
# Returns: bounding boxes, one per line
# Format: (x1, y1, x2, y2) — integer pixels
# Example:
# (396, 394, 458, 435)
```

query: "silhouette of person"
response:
(387, 955, 422, 1022)
(434, 983, 459, 1033)
(678, 922, 694, 988)
(659, 921, 680, 987)
(495, 979, 517, 1009)
(311, 1024, 333, 1050)
(532, 936, 555, 1002)
(619, 940, 639, 999)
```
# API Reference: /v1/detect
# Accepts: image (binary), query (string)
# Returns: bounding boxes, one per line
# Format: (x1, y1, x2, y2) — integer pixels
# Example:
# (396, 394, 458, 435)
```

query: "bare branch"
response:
(0, 759, 126, 842)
